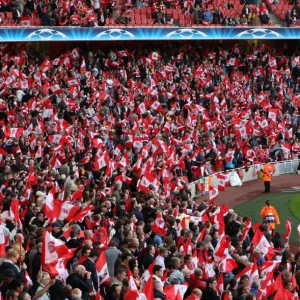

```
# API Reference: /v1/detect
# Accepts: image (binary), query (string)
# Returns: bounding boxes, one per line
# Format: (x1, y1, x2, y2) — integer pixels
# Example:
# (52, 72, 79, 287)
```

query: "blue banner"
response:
(0, 27, 298, 41)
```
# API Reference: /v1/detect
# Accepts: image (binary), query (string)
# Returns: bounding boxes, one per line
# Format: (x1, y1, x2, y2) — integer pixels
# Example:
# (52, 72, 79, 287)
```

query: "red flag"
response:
(95, 251, 109, 284)
(164, 284, 188, 300)
(4, 127, 24, 139)
(216, 272, 224, 296)
(208, 186, 219, 204)
(141, 275, 154, 299)
(283, 220, 292, 240)
(42, 231, 73, 266)
(69, 186, 84, 202)
(0, 222, 6, 257)
(274, 288, 293, 300)
(235, 264, 252, 282)
(217, 174, 226, 192)
(240, 220, 251, 242)
(252, 229, 275, 261)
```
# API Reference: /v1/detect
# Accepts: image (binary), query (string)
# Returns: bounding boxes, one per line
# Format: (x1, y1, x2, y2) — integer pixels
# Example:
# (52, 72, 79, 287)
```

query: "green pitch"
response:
(234, 192, 300, 245)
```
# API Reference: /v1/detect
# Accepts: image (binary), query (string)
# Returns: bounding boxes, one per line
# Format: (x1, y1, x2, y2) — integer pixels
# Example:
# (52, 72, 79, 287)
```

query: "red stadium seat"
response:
(147, 18, 153, 25)
(166, 9, 172, 16)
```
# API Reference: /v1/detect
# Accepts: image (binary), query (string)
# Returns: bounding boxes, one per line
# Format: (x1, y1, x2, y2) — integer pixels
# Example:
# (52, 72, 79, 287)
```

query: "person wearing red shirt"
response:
(190, 268, 207, 292)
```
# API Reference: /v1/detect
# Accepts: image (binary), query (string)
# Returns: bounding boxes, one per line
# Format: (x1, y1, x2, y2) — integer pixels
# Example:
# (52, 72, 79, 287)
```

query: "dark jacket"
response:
(83, 258, 98, 292)
(202, 287, 220, 300)
(31, 251, 41, 283)
(0, 261, 25, 281)
(154, 289, 166, 300)
(142, 253, 154, 270)
(66, 238, 83, 249)
(66, 273, 93, 300)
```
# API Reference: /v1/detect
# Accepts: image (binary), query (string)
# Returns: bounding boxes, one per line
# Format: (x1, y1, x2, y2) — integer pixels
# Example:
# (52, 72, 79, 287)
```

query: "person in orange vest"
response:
(263, 159, 273, 193)
(260, 200, 280, 230)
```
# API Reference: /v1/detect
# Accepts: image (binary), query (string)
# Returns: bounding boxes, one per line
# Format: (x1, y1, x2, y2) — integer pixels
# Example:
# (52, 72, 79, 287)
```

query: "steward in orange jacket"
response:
(263, 160, 273, 193)
(260, 200, 280, 230)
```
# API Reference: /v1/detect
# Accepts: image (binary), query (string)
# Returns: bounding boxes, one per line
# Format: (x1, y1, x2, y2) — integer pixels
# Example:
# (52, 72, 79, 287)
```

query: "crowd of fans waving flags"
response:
(0, 41, 299, 299)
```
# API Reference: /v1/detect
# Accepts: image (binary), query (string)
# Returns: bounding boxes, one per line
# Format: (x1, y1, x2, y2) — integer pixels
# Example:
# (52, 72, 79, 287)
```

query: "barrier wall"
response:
(0, 27, 299, 41)
(189, 159, 300, 198)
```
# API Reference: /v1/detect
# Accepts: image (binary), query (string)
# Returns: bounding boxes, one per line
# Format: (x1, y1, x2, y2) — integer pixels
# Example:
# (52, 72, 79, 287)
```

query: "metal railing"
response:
(189, 159, 300, 198)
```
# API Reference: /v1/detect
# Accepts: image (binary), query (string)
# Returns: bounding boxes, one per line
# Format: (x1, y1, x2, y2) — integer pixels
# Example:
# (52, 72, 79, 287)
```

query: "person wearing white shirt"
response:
(152, 265, 164, 290)
(92, 0, 100, 13)
(154, 247, 168, 272)
(34, 272, 55, 300)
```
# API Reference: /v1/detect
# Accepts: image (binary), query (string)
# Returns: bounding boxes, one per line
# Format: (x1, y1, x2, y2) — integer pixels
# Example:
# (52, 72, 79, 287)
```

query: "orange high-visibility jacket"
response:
(260, 205, 280, 229)
(263, 163, 272, 182)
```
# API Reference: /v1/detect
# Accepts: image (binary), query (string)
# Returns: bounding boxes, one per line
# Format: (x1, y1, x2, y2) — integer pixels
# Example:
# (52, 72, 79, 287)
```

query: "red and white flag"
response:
(235, 264, 252, 282)
(43, 188, 61, 220)
(269, 56, 277, 69)
(4, 127, 24, 139)
(216, 272, 224, 297)
(252, 229, 275, 261)
(42, 231, 71, 265)
(208, 186, 219, 204)
(71, 47, 80, 59)
(240, 219, 252, 242)
(1, 200, 20, 222)
(249, 263, 259, 287)
(20, 183, 31, 205)
(226, 58, 239, 66)
(283, 220, 292, 240)
(164, 284, 188, 299)
(127, 269, 138, 292)
(0, 222, 6, 257)
(152, 211, 167, 235)
(95, 251, 109, 284)
(137, 171, 158, 193)
(217, 174, 226, 192)
(149, 52, 162, 60)
(268, 108, 277, 125)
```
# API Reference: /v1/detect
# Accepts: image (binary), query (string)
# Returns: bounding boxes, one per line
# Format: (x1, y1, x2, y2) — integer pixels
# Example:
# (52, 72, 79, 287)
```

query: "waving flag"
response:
(95, 251, 109, 284)
(283, 220, 292, 240)
(252, 229, 275, 261)
(208, 186, 219, 204)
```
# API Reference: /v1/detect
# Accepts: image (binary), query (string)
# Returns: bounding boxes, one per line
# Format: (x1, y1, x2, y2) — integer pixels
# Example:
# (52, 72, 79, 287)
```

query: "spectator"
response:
(66, 266, 93, 300)
(34, 272, 55, 300)
(202, 277, 219, 300)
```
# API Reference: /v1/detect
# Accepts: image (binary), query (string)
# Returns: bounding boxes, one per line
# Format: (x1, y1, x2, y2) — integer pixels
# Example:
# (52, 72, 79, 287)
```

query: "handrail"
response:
(189, 159, 300, 197)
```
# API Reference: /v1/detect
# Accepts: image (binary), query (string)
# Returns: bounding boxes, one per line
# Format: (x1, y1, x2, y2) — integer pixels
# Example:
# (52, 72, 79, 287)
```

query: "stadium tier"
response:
(0, 0, 298, 27)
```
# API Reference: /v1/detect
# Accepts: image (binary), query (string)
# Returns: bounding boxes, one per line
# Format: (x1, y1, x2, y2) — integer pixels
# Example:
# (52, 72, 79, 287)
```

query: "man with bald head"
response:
(186, 288, 202, 299)
(71, 288, 82, 300)
(12, 233, 25, 262)
(66, 265, 93, 300)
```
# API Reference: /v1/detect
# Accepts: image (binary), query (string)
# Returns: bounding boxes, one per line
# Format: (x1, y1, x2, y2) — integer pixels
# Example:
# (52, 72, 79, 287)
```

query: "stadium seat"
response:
(33, 18, 42, 26)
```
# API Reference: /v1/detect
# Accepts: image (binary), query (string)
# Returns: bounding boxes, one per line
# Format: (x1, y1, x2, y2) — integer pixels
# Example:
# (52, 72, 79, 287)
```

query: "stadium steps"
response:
(268, 11, 282, 27)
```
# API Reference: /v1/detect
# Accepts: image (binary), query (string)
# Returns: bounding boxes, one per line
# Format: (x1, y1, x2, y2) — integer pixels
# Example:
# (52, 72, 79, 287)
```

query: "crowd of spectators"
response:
(0, 40, 299, 300)
(0, 0, 284, 27)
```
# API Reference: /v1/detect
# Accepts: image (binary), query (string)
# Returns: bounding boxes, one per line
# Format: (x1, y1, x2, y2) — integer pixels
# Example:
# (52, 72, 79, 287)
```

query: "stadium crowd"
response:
(0, 0, 286, 26)
(0, 40, 299, 300)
